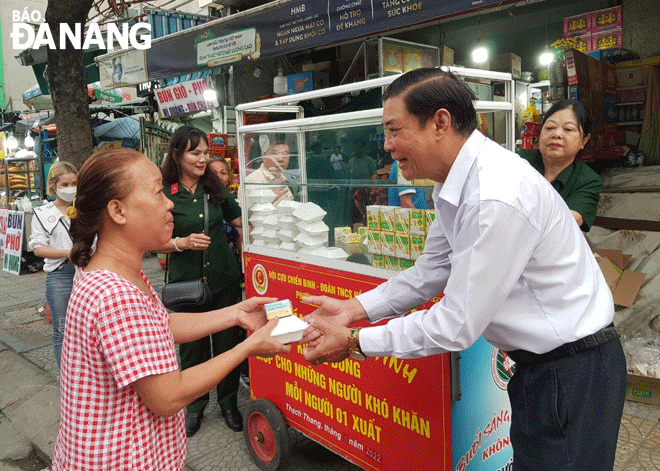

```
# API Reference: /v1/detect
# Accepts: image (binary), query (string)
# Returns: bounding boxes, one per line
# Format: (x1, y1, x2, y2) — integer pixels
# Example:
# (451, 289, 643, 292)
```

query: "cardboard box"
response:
(410, 209, 426, 235)
(573, 34, 592, 53)
(383, 43, 404, 73)
(490, 53, 521, 79)
(381, 231, 396, 256)
(591, 6, 622, 33)
(380, 206, 396, 232)
(616, 67, 644, 89)
(395, 208, 411, 233)
(439, 45, 454, 66)
(603, 93, 617, 122)
(593, 249, 646, 307)
(403, 48, 423, 72)
(617, 87, 645, 104)
(602, 62, 617, 92)
(564, 13, 592, 37)
(367, 206, 381, 231)
(286, 71, 330, 95)
(626, 373, 660, 406)
(587, 55, 603, 92)
(208, 133, 228, 150)
(592, 29, 622, 51)
(565, 49, 590, 86)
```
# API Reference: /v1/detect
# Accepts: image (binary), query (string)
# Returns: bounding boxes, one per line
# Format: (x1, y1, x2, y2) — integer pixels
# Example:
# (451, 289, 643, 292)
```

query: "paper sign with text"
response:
(2, 210, 24, 275)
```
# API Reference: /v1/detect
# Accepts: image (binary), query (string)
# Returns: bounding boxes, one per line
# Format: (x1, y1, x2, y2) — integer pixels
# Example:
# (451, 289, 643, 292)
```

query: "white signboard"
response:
(98, 49, 148, 89)
(2, 210, 24, 275)
(197, 27, 256, 67)
(0, 209, 7, 267)
(154, 78, 219, 118)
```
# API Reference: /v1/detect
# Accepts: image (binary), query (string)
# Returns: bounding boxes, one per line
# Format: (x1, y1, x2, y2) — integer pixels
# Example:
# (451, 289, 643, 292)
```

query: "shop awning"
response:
(97, 0, 513, 86)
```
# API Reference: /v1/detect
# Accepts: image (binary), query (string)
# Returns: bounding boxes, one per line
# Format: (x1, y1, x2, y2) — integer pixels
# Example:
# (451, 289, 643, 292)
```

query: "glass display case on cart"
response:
(236, 68, 515, 277)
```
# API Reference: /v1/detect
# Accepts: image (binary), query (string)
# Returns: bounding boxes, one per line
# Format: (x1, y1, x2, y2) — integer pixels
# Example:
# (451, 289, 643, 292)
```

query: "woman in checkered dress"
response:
(51, 148, 290, 471)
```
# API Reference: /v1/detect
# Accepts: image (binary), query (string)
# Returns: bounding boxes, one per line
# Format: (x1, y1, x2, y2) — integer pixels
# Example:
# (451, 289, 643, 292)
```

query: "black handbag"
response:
(161, 195, 213, 311)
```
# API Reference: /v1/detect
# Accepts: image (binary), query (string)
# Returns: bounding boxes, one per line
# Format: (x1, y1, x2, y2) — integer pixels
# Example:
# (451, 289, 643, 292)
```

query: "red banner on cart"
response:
(245, 252, 452, 471)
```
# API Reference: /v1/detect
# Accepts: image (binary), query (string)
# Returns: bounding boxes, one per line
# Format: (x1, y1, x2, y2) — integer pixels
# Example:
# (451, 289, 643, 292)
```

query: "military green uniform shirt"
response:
(517, 149, 602, 232)
(164, 183, 242, 293)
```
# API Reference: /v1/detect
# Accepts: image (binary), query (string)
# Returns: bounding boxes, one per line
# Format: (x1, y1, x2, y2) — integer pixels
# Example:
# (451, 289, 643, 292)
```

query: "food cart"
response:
(236, 68, 517, 471)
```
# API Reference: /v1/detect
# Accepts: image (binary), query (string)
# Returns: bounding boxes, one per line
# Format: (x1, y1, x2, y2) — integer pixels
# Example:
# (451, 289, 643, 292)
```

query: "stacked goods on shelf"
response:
(364, 204, 435, 270)
(563, 6, 622, 59)
(0, 166, 29, 189)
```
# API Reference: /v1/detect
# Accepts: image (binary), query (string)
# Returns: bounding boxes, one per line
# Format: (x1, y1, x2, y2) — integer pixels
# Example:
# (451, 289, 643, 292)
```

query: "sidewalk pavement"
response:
(2, 255, 660, 470)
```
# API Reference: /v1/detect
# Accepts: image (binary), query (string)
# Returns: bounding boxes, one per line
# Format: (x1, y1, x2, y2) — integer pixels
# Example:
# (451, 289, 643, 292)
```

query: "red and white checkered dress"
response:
(52, 269, 186, 471)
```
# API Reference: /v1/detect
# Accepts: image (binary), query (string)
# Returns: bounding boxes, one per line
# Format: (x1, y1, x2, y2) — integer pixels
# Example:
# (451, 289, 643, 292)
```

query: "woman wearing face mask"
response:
(517, 99, 601, 232)
(28, 161, 78, 368)
(160, 126, 244, 437)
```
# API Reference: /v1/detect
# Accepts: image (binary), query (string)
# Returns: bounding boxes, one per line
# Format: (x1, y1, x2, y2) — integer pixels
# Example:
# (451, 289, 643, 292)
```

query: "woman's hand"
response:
(234, 296, 278, 332)
(244, 318, 292, 357)
(184, 233, 211, 250)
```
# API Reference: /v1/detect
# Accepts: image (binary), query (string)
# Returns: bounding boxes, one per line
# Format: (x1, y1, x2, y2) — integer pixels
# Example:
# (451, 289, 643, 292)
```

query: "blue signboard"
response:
(146, 0, 503, 80)
(451, 337, 515, 471)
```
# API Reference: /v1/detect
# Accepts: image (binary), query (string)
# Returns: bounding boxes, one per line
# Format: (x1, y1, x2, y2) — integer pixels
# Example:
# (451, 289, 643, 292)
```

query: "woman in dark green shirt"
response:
(161, 126, 244, 437)
(517, 99, 602, 232)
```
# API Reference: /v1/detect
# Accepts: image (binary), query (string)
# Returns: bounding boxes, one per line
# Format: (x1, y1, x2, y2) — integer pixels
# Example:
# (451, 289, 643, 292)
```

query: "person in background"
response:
(306, 142, 337, 215)
(388, 159, 429, 209)
(347, 139, 376, 181)
(52, 148, 289, 471)
(161, 126, 245, 437)
(208, 156, 250, 387)
(28, 161, 78, 368)
(348, 139, 377, 224)
(517, 99, 601, 232)
(208, 157, 242, 270)
(330, 146, 344, 172)
(300, 68, 625, 471)
(353, 152, 394, 220)
(244, 135, 293, 206)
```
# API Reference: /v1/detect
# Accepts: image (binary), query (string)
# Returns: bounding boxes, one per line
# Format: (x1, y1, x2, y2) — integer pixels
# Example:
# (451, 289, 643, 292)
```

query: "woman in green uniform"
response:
(517, 99, 602, 232)
(161, 126, 244, 437)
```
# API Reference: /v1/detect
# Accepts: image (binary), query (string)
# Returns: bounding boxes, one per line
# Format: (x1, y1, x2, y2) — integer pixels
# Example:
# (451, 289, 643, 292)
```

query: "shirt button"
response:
(206, 262, 211, 267)
(199, 214, 203, 218)
(193, 199, 197, 203)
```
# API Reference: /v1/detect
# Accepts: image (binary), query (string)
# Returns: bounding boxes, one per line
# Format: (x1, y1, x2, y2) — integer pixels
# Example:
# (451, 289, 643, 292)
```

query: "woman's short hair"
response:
(383, 67, 477, 136)
(542, 99, 592, 136)
(160, 125, 226, 205)
(47, 161, 78, 196)
(69, 148, 144, 268)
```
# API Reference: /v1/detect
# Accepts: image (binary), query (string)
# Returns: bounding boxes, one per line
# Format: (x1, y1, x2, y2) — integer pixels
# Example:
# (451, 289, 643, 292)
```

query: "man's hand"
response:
(300, 295, 356, 345)
(302, 316, 351, 365)
(234, 297, 278, 332)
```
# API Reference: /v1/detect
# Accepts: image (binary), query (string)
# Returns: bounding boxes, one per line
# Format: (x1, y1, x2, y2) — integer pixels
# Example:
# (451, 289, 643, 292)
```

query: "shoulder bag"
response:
(161, 195, 213, 311)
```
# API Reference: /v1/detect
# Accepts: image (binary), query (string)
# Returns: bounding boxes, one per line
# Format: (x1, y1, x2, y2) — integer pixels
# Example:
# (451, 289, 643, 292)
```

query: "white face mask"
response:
(56, 187, 76, 202)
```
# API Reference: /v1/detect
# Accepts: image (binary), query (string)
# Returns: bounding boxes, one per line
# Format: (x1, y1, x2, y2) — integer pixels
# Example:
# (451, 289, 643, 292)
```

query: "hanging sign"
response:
(146, 0, 503, 81)
(154, 78, 219, 118)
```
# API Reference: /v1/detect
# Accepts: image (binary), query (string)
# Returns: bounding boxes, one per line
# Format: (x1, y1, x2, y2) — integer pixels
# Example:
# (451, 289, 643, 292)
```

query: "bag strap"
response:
(164, 193, 211, 285)
(202, 195, 209, 284)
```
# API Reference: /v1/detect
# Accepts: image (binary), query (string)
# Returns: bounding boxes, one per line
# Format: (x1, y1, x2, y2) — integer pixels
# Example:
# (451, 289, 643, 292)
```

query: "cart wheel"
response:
(244, 398, 290, 471)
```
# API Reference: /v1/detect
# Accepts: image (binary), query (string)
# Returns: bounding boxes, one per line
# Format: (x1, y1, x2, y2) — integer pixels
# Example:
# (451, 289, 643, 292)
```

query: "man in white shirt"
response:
(244, 135, 294, 206)
(300, 68, 625, 471)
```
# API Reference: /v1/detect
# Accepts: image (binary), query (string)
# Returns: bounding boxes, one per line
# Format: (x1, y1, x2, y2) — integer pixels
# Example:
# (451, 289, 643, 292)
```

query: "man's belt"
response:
(507, 323, 618, 365)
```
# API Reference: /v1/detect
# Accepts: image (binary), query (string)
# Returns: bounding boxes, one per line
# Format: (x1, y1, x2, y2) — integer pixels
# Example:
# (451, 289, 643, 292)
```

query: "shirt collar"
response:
(435, 130, 487, 207)
(258, 165, 286, 183)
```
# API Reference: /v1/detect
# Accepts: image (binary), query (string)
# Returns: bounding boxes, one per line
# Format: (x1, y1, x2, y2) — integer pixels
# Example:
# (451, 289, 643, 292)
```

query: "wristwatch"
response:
(348, 327, 367, 361)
